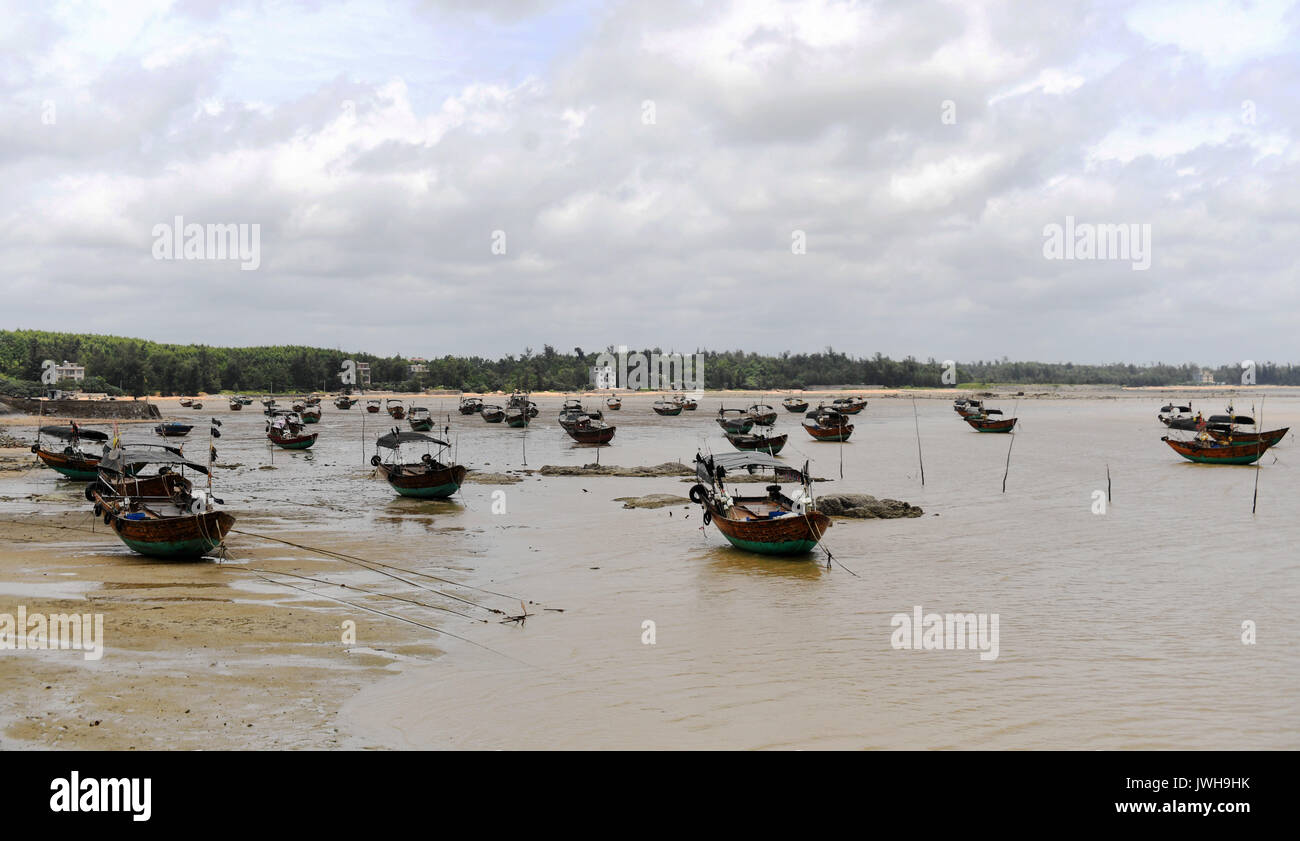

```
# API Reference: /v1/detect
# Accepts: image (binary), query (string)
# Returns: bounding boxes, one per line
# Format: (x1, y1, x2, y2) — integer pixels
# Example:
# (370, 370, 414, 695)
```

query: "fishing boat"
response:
(653, 400, 683, 416)
(371, 430, 466, 498)
(747, 404, 777, 426)
(964, 414, 1017, 433)
(300, 404, 322, 424)
(155, 422, 194, 438)
(304, 396, 321, 407)
(190, 401, 204, 410)
(85, 444, 191, 501)
(386, 399, 406, 420)
(782, 395, 809, 413)
(266, 411, 318, 450)
(689, 451, 829, 556)
(333, 395, 357, 410)
(504, 406, 531, 428)
(506, 391, 539, 418)
(673, 395, 699, 411)
(605, 395, 622, 410)
(260, 397, 277, 409)
(365, 399, 382, 413)
(558, 399, 603, 431)
(458, 396, 484, 415)
(1158, 403, 1201, 430)
(1200, 405, 1288, 448)
(830, 396, 867, 415)
(802, 408, 853, 441)
(291, 398, 308, 413)
(480, 404, 505, 423)
(563, 415, 616, 445)
(726, 431, 788, 455)
(32, 423, 110, 481)
(239, 396, 254, 406)
(1163, 434, 1274, 465)
(179, 398, 194, 408)
(228, 398, 243, 411)
(89, 436, 234, 560)
(408, 406, 434, 432)
(716, 407, 755, 434)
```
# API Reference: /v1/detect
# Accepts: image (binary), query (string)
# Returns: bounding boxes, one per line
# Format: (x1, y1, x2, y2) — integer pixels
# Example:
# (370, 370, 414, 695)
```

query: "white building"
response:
(590, 364, 615, 389)
(54, 360, 85, 382)
(355, 362, 372, 387)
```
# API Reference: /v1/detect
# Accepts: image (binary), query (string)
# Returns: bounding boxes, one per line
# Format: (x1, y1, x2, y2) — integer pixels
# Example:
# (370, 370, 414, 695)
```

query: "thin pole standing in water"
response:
(361, 403, 366, 467)
(912, 396, 925, 486)
(1106, 464, 1112, 503)
(1252, 396, 1265, 514)
(1001, 400, 1019, 493)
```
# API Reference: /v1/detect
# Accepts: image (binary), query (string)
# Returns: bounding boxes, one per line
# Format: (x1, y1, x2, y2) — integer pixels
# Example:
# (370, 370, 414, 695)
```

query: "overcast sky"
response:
(2, 0, 1297, 364)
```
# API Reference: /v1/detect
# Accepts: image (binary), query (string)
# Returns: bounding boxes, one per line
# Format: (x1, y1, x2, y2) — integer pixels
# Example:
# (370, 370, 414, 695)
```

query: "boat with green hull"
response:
(372, 429, 466, 499)
(690, 451, 829, 557)
(32, 424, 111, 481)
(1163, 435, 1274, 465)
(267, 411, 318, 449)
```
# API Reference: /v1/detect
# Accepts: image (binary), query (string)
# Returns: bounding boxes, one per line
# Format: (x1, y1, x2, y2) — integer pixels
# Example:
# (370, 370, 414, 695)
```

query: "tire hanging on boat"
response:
(689, 483, 708, 504)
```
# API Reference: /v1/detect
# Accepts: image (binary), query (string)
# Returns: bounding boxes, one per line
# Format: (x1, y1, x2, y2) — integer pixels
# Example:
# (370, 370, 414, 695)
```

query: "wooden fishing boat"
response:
(179, 398, 194, 408)
(690, 451, 829, 556)
(334, 395, 357, 410)
(371, 430, 466, 498)
(365, 399, 382, 413)
(155, 422, 193, 438)
(781, 395, 809, 413)
(830, 396, 867, 415)
(506, 391, 539, 418)
(260, 397, 277, 409)
(304, 396, 321, 407)
(726, 431, 788, 455)
(964, 414, 1017, 433)
(239, 396, 254, 406)
(266, 411, 318, 450)
(89, 441, 234, 560)
(190, 401, 204, 410)
(458, 396, 483, 415)
(605, 395, 622, 410)
(291, 398, 308, 413)
(386, 399, 406, 420)
(1163, 435, 1273, 465)
(564, 415, 616, 444)
(802, 408, 853, 441)
(32, 424, 110, 481)
(558, 400, 603, 431)
(673, 395, 699, 410)
(408, 406, 434, 432)
(747, 404, 777, 426)
(228, 398, 243, 411)
(716, 407, 754, 433)
(653, 400, 683, 416)
(300, 405, 322, 424)
(1158, 403, 1201, 430)
(480, 404, 505, 423)
(504, 406, 531, 428)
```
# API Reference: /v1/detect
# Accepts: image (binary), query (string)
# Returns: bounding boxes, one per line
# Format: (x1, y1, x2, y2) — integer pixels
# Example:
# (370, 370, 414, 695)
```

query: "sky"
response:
(1, 0, 1298, 364)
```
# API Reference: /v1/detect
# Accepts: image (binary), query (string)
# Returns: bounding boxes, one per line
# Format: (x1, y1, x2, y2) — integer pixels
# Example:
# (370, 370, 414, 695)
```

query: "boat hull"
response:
(566, 425, 616, 444)
(653, 405, 682, 416)
(1163, 437, 1272, 464)
(36, 449, 101, 481)
(726, 433, 788, 454)
(409, 419, 434, 432)
(707, 504, 831, 556)
(1206, 427, 1288, 447)
(803, 423, 853, 441)
(378, 463, 467, 498)
(96, 503, 235, 560)
(782, 401, 808, 413)
(268, 431, 318, 450)
(965, 417, 1017, 433)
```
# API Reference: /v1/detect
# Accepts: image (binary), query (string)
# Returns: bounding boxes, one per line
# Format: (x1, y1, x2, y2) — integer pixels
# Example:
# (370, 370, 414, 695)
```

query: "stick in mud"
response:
(913, 396, 925, 486)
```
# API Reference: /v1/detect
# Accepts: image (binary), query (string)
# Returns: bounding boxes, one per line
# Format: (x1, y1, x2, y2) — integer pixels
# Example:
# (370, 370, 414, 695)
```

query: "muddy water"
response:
(4, 394, 1298, 748)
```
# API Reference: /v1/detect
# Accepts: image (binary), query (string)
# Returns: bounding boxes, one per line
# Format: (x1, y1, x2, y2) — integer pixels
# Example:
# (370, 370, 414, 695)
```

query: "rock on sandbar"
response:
(539, 462, 693, 477)
(614, 494, 691, 509)
(816, 493, 923, 519)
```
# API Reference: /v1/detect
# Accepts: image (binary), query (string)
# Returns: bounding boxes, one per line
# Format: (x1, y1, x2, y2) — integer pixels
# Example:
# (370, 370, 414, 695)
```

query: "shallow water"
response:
(4, 393, 1299, 748)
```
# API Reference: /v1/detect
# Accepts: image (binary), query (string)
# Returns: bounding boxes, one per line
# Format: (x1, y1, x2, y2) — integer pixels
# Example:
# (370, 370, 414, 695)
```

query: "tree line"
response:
(1, 330, 1298, 395)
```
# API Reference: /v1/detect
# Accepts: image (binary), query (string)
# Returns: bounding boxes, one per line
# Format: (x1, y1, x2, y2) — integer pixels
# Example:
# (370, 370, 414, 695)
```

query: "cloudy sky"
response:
(2, 0, 1297, 364)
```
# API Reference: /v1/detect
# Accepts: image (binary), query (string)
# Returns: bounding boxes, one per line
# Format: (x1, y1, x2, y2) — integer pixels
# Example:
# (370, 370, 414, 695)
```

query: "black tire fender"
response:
(688, 483, 708, 504)
(703, 511, 712, 525)
(370, 454, 382, 467)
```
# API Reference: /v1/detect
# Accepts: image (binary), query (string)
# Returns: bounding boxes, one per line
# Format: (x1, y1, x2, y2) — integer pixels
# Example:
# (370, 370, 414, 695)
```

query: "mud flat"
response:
(539, 462, 693, 477)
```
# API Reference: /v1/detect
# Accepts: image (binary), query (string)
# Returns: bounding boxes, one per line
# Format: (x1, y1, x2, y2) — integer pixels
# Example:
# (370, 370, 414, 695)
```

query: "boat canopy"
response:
(376, 431, 449, 449)
(1208, 414, 1253, 425)
(101, 446, 209, 475)
(1160, 405, 1192, 413)
(695, 451, 808, 484)
(39, 425, 109, 441)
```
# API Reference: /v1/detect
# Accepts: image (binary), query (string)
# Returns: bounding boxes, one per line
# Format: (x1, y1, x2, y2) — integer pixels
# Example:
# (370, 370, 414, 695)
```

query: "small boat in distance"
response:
(190, 401, 204, 410)
(371, 429, 466, 498)
(672, 395, 698, 410)
(300, 404, 322, 424)
(653, 400, 683, 416)
(458, 396, 484, 415)
(1158, 403, 1202, 430)
(179, 398, 194, 408)
(559, 399, 603, 431)
(726, 431, 788, 455)
(717, 407, 755, 434)
(229, 398, 243, 411)
(605, 395, 622, 410)
(747, 404, 777, 426)
(782, 395, 809, 413)
(32, 423, 110, 481)
(386, 399, 406, 420)
(504, 406, 531, 428)
(964, 414, 1017, 433)
(266, 411, 318, 450)
(334, 395, 358, 410)
(564, 415, 616, 445)
(830, 396, 867, 415)
(802, 408, 853, 441)
(408, 406, 435, 432)
(480, 404, 505, 423)
(155, 422, 194, 438)
(507, 391, 539, 418)
(690, 451, 829, 556)
(365, 399, 382, 413)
